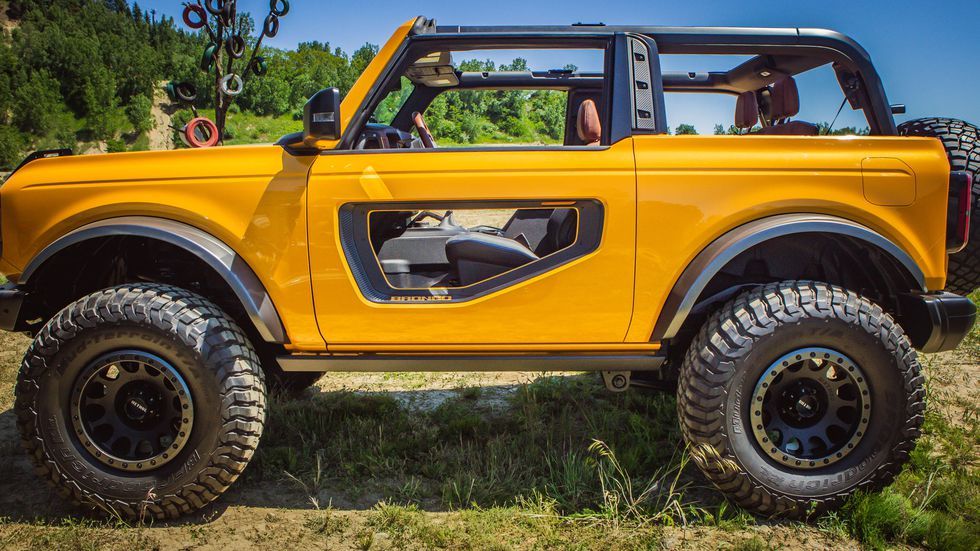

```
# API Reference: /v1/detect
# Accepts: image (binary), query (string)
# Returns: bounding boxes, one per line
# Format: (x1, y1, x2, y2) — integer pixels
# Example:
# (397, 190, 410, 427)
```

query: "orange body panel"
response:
(0, 146, 324, 350)
(626, 134, 950, 342)
(306, 141, 637, 344)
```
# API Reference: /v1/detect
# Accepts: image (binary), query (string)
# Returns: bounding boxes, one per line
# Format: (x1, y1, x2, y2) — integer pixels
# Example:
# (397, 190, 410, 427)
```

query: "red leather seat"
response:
(754, 77, 819, 136)
(576, 99, 601, 145)
(734, 91, 759, 133)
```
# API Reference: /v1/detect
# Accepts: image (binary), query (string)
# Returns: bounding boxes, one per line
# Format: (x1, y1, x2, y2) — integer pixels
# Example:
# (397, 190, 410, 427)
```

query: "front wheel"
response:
(15, 284, 267, 520)
(677, 281, 925, 518)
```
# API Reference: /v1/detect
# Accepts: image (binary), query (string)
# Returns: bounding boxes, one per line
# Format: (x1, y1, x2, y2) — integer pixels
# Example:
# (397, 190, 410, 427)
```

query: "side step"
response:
(277, 354, 666, 373)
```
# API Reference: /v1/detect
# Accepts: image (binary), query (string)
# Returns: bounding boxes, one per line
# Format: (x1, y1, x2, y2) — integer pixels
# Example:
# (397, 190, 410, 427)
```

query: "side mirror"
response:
(303, 87, 341, 146)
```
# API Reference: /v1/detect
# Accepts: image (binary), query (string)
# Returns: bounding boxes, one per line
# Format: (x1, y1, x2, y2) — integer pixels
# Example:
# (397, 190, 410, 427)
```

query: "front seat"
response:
(445, 233, 539, 285)
(577, 99, 602, 145)
(754, 77, 819, 136)
(445, 208, 579, 285)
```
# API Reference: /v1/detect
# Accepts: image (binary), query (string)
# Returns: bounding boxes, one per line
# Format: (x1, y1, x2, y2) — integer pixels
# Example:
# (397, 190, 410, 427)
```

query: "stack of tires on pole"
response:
(899, 118, 980, 294)
(171, 0, 289, 148)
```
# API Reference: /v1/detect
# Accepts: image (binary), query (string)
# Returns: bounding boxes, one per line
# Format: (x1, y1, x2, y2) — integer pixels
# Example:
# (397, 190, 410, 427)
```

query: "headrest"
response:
(576, 99, 601, 145)
(769, 77, 800, 119)
(735, 91, 759, 129)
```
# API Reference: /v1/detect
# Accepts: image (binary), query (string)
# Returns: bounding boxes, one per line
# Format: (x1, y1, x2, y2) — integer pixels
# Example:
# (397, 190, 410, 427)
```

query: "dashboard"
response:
(354, 123, 420, 150)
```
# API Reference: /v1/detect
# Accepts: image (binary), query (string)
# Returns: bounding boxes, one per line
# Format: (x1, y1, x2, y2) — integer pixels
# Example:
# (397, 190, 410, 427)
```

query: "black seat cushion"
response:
(446, 233, 538, 267)
(446, 233, 539, 285)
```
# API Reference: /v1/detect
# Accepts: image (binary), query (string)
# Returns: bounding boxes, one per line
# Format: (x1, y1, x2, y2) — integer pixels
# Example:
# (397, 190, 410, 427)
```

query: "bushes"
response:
(11, 70, 65, 135)
(125, 94, 154, 134)
(0, 126, 26, 170)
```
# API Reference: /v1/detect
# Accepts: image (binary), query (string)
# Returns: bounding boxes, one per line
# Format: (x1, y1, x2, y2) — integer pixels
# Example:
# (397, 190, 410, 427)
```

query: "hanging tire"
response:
(183, 117, 220, 148)
(219, 73, 244, 97)
(263, 14, 280, 38)
(250, 56, 268, 77)
(270, 0, 290, 17)
(182, 4, 207, 29)
(14, 284, 266, 520)
(205, 0, 225, 16)
(226, 35, 246, 59)
(678, 281, 924, 518)
(173, 81, 197, 103)
(898, 117, 980, 294)
(200, 43, 219, 73)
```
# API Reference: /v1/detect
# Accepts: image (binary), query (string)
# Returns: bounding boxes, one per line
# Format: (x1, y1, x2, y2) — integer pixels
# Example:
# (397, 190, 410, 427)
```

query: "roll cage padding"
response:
(19, 216, 288, 344)
(650, 214, 927, 341)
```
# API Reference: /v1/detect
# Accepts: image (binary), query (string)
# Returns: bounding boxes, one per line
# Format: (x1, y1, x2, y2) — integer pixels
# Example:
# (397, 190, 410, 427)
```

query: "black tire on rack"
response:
(14, 284, 266, 520)
(677, 281, 924, 518)
(898, 117, 980, 294)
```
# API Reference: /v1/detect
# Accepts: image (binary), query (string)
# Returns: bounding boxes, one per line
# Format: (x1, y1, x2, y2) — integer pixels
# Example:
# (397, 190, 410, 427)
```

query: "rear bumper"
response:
(898, 292, 977, 353)
(0, 283, 25, 331)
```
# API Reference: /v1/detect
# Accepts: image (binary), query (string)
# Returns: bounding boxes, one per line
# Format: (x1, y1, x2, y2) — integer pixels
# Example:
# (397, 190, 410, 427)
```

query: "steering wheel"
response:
(411, 111, 436, 148)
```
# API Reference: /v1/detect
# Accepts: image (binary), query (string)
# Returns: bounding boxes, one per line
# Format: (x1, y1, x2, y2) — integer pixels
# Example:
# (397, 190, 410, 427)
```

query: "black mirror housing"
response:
(303, 87, 341, 146)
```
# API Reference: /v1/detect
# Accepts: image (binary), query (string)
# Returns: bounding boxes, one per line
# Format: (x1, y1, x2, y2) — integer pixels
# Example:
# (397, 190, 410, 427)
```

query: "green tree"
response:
(0, 126, 26, 170)
(674, 123, 698, 135)
(12, 70, 64, 135)
(126, 94, 154, 134)
(83, 66, 118, 140)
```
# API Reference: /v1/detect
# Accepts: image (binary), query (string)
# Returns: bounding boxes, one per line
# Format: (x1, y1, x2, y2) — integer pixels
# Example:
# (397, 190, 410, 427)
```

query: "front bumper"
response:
(898, 292, 977, 353)
(0, 283, 25, 331)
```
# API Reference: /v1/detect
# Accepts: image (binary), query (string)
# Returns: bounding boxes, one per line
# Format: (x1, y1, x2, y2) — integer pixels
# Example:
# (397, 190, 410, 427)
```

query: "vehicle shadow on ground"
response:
(0, 374, 718, 527)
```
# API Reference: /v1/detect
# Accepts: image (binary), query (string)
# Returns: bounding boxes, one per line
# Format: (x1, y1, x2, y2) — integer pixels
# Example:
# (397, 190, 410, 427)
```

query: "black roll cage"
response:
(338, 33, 630, 149)
(334, 18, 896, 150)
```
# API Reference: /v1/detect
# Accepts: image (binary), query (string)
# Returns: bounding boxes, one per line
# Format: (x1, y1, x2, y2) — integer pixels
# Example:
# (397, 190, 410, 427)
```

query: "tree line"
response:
(0, 0, 869, 169)
(0, 0, 378, 168)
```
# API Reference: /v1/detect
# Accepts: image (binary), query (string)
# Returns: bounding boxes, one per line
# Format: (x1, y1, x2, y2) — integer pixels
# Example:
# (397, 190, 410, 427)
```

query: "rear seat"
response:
(754, 77, 819, 136)
(734, 90, 759, 133)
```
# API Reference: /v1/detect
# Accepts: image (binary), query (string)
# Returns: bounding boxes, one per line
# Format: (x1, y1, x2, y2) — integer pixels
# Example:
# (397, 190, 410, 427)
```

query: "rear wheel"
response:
(898, 117, 980, 294)
(15, 284, 266, 519)
(677, 281, 924, 518)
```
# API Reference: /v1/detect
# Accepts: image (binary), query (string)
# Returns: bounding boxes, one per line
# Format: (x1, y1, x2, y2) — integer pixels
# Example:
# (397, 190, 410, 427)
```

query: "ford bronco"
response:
(1, 17, 977, 520)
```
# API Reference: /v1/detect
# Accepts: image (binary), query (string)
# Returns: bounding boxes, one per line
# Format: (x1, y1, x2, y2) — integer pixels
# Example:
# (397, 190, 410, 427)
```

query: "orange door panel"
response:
(307, 140, 637, 344)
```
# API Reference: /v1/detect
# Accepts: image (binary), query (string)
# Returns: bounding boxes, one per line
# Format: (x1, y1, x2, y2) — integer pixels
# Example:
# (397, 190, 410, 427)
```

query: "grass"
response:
(173, 109, 302, 147)
(819, 288, 980, 550)
(243, 291, 980, 549)
(0, 290, 974, 549)
(252, 375, 698, 518)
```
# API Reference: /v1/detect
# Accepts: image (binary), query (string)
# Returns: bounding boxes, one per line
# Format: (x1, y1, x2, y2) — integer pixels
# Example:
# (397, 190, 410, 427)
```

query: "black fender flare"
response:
(19, 216, 288, 344)
(651, 213, 927, 340)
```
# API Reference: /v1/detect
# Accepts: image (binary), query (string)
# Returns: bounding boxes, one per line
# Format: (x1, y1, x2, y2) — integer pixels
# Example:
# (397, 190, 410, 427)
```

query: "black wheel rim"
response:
(71, 351, 194, 472)
(750, 347, 871, 469)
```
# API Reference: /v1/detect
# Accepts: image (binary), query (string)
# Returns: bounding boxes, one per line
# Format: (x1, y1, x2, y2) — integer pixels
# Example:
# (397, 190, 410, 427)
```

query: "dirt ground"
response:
(148, 85, 176, 151)
(0, 329, 974, 550)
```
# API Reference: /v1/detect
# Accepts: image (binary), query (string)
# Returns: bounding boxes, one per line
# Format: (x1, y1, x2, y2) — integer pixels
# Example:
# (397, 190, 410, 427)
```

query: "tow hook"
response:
(601, 371, 631, 392)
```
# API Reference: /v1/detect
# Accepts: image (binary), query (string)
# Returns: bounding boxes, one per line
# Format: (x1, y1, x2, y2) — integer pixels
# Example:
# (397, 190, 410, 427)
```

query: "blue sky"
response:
(142, 0, 980, 134)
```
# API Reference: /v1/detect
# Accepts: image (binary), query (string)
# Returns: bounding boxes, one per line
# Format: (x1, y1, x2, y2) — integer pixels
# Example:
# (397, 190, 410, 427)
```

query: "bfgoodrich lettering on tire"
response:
(677, 281, 925, 518)
(14, 284, 267, 520)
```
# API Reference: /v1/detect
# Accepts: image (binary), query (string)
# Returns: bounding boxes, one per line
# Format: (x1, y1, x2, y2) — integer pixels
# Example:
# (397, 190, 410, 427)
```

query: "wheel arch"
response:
(651, 214, 926, 342)
(18, 216, 288, 344)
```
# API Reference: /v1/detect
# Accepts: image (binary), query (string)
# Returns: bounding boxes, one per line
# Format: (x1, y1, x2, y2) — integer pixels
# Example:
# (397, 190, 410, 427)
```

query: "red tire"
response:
(183, 118, 220, 148)
(182, 5, 206, 29)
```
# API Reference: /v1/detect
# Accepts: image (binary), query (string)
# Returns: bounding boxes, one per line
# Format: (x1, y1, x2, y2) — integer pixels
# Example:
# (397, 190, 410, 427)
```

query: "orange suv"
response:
(0, 17, 976, 519)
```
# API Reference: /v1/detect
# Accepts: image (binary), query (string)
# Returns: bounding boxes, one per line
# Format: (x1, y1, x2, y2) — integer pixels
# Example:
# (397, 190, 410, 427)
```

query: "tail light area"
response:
(947, 171, 973, 253)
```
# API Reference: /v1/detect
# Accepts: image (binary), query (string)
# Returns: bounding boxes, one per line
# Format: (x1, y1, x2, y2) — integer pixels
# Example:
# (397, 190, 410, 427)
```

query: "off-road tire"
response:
(677, 281, 924, 518)
(14, 284, 267, 520)
(898, 117, 980, 294)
